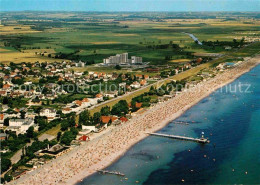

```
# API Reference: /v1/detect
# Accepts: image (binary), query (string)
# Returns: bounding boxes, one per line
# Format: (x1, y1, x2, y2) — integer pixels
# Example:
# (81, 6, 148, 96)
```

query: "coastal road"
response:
(85, 75, 179, 115)
(85, 61, 223, 115)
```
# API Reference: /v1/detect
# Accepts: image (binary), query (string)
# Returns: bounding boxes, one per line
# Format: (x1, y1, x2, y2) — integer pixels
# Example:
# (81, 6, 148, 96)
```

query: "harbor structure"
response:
(148, 132, 209, 143)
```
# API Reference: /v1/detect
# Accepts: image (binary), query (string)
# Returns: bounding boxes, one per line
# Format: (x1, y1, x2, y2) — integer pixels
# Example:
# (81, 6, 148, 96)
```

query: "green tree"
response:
(157, 89, 165, 96)
(100, 106, 110, 116)
(115, 65, 121, 70)
(20, 111, 26, 119)
(3, 97, 8, 104)
(131, 100, 137, 112)
(4, 174, 13, 182)
(79, 110, 90, 125)
(149, 86, 156, 95)
(3, 118, 9, 126)
(1, 158, 11, 173)
(36, 117, 47, 131)
(83, 71, 89, 75)
(61, 121, 69, 131)
(11, 78, 25, 85)
(70, 127, 79, 135)
(26, 126, 34, 138)
(93, 112, 101, 124)
(57, 132, 62, 141)
(111, 100, 129, 116)
(60, 131, 75, 146)
(170, 70, 176, 76)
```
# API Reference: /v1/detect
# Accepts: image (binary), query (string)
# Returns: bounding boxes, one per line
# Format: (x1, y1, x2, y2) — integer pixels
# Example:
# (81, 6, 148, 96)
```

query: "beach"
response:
(8, 56, 260, 185)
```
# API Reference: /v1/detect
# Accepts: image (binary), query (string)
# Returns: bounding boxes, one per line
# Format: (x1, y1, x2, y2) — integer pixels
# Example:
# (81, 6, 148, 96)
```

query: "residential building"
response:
(75, 61, 85, 67)
(82, 98, 91, 107)
(0, 133, 8, 141)
(40, 108, 57, 120)
(130, 81, 141, 89)
(140, 80, 147, 86)
(0, 114, 4, 124)
(8, 118, 34, 133)
(104, 91, 118, 98)
(62, 108, 72, 114)
(95, 94, 103, 102)
(82, 125, 97, 132)
(101, 116, 118, 124)
(25, 112, 37, 119)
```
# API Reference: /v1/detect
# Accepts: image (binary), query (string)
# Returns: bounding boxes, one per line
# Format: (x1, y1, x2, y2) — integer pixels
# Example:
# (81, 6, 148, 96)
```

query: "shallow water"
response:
(78, 64, 260, 185)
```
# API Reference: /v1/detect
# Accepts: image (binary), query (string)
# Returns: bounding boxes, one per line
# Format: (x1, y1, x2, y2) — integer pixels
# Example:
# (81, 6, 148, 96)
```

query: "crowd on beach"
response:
(8, 57, 259, 185)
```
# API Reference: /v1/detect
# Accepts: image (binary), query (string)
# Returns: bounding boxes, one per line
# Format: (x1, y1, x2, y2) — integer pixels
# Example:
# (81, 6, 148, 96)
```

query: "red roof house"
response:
(120, 117, 128, 122)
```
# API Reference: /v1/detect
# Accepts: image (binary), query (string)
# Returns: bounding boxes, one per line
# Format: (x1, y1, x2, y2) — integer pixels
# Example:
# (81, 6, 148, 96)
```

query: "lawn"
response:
(44, 124, 61, 136)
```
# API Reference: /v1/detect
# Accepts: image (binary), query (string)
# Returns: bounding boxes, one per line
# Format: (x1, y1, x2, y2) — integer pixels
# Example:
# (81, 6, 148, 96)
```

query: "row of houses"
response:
(62, 94, 103, 114)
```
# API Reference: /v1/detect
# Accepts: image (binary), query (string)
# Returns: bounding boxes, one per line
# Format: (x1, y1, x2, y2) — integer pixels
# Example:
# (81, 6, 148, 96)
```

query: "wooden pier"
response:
(173, 121, 189, 125)
(97, 170, 125, 176)
(148, 133, 209, 143)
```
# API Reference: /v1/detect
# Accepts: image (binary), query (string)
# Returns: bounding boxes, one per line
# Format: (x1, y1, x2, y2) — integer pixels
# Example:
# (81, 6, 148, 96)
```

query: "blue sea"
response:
(78, 64, 260, 185)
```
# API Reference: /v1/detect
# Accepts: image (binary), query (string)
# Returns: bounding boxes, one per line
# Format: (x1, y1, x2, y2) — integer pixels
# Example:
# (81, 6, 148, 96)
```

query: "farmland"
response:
(0, 12, 259, 64)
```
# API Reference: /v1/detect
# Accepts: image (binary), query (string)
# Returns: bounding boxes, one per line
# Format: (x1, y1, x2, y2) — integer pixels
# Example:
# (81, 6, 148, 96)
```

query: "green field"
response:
(0, 12, 259, 64)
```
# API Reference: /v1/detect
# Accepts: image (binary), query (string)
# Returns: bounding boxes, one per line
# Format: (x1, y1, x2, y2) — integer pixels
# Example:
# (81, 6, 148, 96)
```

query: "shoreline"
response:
(71, 57, 260, 184)
(8, 56, 260, 185)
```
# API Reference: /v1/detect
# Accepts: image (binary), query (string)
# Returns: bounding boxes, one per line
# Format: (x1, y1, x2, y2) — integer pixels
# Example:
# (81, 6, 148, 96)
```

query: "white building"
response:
(95, 94, 103, 102)
(103, 53, 142, 65)
(25, 112, 37, 119)
(8, 119, 34, 133)
(81, 98, 92, 107)
(62, 108, 73, 114)
(131, 56, 142, 64)
(74, 72, 83, 76)
(40, 108, 57, 120)
(130, 81, 141, 89)
(75, 61, 85, 67)
(104, 91, 118, 98)
(82, 125, 97, 132)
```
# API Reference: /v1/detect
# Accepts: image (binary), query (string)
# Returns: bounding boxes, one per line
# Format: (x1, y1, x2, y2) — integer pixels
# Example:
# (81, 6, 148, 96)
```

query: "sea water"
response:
(79, 64, 260, 185)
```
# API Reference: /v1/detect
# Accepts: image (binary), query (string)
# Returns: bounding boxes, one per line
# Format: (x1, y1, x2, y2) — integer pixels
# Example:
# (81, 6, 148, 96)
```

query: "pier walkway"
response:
(148, 133, 209, 143)
(97, 170, 125, 176)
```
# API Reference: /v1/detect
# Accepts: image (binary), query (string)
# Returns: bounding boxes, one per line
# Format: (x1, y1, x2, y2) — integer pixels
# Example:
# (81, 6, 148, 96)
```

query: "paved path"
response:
(10, 141, 33, 164)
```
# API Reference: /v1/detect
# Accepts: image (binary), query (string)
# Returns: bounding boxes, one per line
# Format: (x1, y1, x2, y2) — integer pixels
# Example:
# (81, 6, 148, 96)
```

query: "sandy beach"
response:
(8, 56, 260, 185)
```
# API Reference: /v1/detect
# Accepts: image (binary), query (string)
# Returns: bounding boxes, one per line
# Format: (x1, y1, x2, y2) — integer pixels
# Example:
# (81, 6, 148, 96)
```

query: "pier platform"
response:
(148, 133, 209, 143)
(97, 170, 125, 176)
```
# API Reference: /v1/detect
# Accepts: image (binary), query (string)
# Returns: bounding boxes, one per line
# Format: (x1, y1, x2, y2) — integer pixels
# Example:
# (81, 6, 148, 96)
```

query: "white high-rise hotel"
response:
(103, 53, 142, 65)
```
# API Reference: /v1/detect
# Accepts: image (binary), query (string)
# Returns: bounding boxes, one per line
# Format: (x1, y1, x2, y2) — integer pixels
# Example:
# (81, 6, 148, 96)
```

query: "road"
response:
(82, 74, 180, 115)
(10, 140, 33, 164)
